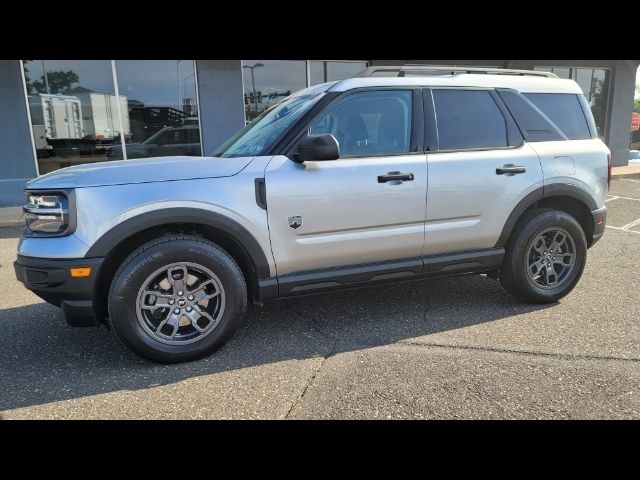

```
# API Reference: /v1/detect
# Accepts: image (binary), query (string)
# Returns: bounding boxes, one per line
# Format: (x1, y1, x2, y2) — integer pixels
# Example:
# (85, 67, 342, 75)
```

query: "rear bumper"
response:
(14, 255, 104, 326)
(590, 206, 607, 247)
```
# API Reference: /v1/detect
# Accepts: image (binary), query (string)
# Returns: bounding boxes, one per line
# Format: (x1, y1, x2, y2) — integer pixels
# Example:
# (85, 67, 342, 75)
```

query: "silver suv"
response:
(14, 66, 611, 363)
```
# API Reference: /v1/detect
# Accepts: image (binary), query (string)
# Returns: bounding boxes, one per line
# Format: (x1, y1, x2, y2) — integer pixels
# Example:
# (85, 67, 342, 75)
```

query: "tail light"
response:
(607, 153, 612, 190)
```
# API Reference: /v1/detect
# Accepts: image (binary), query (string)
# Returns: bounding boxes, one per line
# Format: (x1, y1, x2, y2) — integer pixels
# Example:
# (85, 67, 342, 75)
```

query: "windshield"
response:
(213, 84, 333, 158)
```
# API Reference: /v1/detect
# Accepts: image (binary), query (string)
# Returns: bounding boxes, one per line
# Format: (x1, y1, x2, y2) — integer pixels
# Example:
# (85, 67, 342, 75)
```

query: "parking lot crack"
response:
(397, 340, 640, 364)
(282, 312, 338, 419)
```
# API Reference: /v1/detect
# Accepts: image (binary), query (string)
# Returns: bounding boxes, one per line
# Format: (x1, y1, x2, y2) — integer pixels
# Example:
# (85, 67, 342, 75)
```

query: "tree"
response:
(634, 85, 640, 115)
(32, 70, 79, 95)
(23, 60, 33, 94)
(590, 77, 608, 134)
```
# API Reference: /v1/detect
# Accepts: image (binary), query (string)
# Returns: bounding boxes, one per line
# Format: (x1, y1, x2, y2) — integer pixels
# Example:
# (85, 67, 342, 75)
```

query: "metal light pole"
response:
(177, 60, 182, 112)
(243, 63, 264, 115)
(41, 60, 50, 94)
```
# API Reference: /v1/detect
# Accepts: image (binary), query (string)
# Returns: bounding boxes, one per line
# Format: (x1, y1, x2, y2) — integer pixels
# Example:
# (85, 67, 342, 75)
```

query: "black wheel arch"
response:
(496, 184, 598, 249)
(87, 208, 273, 323)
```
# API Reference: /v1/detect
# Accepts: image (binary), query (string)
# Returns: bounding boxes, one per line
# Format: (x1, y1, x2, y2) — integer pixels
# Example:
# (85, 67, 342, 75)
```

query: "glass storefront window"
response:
(22, 60, 201, 173)
(110, 60, 201, 160)
(309, 61, 368, 85)
(586, 69, 609, 136)
(242, 60, 307, 123)
(551, 67, 571, 79)
(23, 59, 367, 172)
(535, 66, 610, 137)
(240, 60, 368, 123)
(23, 60, 120, 174)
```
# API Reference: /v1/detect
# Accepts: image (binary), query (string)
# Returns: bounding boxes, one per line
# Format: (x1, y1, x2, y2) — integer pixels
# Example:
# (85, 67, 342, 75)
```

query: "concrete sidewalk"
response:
(612, 163, 640, 179)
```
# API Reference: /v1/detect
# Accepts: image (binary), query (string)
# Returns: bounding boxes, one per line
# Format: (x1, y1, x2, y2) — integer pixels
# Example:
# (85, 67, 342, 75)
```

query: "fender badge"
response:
(288, 215, 303, 229)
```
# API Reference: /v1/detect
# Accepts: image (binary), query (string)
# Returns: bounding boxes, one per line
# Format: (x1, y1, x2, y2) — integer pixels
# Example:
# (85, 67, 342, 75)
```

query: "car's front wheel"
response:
(499, 209, 587, 303)
(108, 235, 247, 363)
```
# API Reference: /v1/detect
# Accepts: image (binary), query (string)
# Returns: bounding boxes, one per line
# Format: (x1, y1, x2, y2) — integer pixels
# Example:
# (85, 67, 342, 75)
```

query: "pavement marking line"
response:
(619, 178, 640, 183)
(620, 218, 640, 230)
(605, 196, 620, 202)
(605, 195, 640, 202)
(606, 225, 640, 234)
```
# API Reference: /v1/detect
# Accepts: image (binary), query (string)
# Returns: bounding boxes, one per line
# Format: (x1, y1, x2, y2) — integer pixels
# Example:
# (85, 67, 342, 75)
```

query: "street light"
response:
(177, 60, 182, 112)
(243, 62, 264, 115)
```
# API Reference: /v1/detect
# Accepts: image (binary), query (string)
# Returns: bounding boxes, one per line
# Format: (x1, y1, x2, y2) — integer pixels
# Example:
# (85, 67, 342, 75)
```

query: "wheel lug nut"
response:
(168, 299, 175, 305)
(177, 291, 184, 296)
(186, 306, 192, 312)
(174, 308, 180, 314)
(187, 294, 194, 301)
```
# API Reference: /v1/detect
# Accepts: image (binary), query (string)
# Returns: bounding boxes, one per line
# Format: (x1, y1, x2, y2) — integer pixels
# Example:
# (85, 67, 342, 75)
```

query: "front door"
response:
(265, 89, 427, 276)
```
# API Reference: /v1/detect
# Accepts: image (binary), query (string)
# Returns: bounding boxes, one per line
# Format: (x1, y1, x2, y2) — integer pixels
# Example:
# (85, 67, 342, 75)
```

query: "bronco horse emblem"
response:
(288, 215, 303, 229)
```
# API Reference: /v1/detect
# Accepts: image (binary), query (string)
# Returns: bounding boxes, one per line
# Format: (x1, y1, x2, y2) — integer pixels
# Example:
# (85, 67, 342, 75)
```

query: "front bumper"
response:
(590, 206, 607, 247)
(14, 255, 104, 327)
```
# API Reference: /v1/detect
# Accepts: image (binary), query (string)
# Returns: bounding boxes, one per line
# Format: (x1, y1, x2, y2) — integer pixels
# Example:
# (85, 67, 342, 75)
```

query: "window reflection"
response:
(242, 60, 307, 122)
(22, 60, 201, 172)
(110, 60, 200, 160)
(23, 60, 120, 174)
(534, 66, 610, 137)
(309, 61, 368, 85)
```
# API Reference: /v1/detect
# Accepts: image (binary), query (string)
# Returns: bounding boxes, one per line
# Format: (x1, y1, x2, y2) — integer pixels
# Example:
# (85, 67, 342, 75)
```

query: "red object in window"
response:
(631, 112, 640, 132)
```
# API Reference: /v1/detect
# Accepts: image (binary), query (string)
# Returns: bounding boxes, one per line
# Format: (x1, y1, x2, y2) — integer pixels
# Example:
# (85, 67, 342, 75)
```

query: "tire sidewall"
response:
(506, 210, 587, 302)
(108, 238, 246, 363)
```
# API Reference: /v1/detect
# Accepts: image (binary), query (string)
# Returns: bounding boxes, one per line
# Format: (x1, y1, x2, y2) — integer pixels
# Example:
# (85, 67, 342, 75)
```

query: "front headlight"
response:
(23, 191, 72, 235)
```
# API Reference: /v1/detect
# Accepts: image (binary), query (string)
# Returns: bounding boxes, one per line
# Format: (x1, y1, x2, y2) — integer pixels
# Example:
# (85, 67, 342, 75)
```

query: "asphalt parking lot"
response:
(1, 178, 639, 419)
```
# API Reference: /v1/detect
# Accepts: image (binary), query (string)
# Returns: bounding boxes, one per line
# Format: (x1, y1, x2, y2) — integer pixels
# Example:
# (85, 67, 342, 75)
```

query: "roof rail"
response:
(354, 65, 558, 79)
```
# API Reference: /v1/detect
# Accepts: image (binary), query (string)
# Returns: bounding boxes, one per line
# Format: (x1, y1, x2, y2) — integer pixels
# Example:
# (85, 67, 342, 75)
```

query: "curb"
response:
(612, 172, 640, 180)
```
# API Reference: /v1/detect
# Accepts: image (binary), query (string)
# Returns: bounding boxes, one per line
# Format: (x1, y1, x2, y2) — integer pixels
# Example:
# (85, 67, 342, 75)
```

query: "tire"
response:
(108, 235, 247, 363)
(499, 208, 587, 303)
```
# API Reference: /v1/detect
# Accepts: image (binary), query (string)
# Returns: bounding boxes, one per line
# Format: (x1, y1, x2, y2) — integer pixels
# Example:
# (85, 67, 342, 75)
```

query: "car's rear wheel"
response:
(108, 235, 247, 363)
(499, 209, 587, 303)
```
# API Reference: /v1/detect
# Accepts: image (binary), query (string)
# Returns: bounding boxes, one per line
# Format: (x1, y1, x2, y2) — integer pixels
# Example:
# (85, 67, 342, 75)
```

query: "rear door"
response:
(424, 88, 544, 255)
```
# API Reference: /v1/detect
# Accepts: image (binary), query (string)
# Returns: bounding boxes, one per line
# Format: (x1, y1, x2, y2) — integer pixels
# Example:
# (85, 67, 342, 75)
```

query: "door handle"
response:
(496, 165, 526, 175)
(378, 171, 415, 183)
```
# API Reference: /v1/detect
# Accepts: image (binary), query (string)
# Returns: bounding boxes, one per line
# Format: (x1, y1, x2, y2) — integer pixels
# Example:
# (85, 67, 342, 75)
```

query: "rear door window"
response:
(432, 89, 508, 150)
(523, 93, 591, 140)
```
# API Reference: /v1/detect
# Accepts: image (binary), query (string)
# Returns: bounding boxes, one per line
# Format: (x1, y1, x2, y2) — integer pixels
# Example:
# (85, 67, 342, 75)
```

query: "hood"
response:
(27, 156, 254, 189)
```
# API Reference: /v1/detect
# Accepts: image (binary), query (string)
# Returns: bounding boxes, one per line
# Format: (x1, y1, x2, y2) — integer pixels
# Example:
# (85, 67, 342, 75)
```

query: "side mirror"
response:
(294, 134, 340, 162)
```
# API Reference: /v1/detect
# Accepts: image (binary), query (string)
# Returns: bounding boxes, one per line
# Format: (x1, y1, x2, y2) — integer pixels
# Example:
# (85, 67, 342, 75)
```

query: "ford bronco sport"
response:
(15, 66, 610, 363)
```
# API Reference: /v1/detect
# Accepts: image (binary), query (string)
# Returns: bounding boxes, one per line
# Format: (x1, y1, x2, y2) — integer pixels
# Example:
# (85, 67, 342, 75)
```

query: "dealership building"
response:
(0, 59, 637, 215)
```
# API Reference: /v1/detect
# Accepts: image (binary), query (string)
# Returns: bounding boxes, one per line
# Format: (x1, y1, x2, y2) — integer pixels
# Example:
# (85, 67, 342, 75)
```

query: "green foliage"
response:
(23, 60, 33, 95)
(634, 85, 640, 114)
(32, 70, 79, 95)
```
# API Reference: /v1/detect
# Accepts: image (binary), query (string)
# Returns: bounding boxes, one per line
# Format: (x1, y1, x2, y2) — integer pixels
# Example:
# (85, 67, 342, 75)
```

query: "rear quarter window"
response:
(523, 93, 592, 140)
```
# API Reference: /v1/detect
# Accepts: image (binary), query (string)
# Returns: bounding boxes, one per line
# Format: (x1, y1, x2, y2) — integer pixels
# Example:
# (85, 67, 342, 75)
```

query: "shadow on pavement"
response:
(0, 274, 553, 411)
